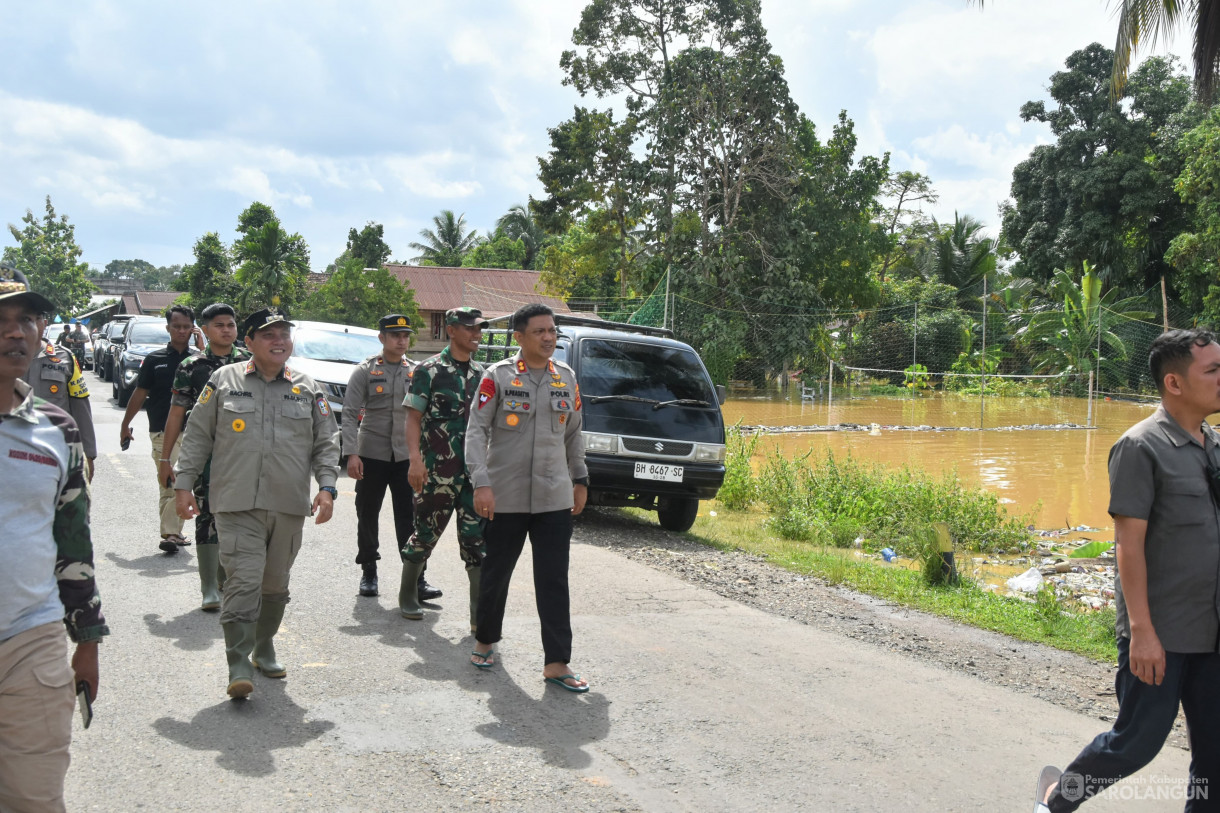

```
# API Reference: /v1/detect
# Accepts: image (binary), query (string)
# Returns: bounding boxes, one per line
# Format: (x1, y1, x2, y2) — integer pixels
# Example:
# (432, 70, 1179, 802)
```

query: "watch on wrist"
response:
(573, 477, 590, 487)
(319, 486, 338, 498)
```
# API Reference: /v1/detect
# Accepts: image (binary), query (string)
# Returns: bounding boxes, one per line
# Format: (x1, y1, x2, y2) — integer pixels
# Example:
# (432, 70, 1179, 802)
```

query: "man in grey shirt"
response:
(1037, 328, 1220, 811)
(466, 303, 590, 692)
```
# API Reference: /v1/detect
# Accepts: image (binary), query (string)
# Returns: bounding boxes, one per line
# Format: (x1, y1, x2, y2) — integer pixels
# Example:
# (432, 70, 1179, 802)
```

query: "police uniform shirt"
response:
(464, 353, 588, 514)
(341, 354, 415, 462)
(175, 360, 341, 516)
(24, 342, 97, 459)
(136, 344, 198, 433)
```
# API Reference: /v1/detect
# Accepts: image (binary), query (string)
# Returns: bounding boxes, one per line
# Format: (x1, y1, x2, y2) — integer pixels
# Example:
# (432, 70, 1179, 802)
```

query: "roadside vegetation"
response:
(630, 428, 1119, 661)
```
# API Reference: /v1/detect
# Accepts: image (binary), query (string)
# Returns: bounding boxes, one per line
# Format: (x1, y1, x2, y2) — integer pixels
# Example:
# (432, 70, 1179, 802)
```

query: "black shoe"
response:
(418, 577, 442, 601)
(359, 575, 379, 596)
(158, 537, 179, 554)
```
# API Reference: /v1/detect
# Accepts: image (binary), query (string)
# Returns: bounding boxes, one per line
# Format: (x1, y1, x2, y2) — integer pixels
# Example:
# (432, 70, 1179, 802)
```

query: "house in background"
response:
(383, 265, 570, 354)
(119, 291, 185, 316)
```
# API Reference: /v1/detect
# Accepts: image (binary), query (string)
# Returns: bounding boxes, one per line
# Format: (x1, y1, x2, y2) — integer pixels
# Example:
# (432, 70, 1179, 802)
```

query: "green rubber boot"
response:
(196, 543, 222, 612)
(251, 600, 287, 678)
(222, 621, 257, 699)
(466, 565, 481, 634)
(398, 560, 426, 620)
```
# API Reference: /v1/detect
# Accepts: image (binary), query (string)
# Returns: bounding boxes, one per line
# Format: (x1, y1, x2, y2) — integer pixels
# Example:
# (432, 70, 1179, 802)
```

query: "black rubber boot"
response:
(223, 621, 257, 698)
(399, 560, 426, 619)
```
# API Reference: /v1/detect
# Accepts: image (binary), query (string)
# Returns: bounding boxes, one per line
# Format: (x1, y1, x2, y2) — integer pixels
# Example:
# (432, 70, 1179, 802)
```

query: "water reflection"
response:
(722, 392, 1156, 531)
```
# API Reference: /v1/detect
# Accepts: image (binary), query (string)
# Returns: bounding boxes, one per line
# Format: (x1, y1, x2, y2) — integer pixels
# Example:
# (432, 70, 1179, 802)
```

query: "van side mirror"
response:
(715, 384, 726, 405)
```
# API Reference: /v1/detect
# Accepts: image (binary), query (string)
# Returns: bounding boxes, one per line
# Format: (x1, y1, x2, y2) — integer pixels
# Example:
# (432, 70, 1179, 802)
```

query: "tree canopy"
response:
(3, 196, 94, 315)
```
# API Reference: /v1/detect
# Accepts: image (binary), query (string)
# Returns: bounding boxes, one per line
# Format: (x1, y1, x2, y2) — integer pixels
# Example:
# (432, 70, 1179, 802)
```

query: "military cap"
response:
(243, 306, 294, 336)
(0, 262, 55, 315)
(378, 314, 415, 333)
(445, 307, 489, 328)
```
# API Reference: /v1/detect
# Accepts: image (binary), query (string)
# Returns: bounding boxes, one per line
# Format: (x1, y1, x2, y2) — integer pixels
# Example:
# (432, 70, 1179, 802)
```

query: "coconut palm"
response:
(496, 203, 549, 269)
(234, 221, 309, 312)
(918, 213, 1002, 310)
(408, 210, 480, 267)
(968, 1, 1220, 98)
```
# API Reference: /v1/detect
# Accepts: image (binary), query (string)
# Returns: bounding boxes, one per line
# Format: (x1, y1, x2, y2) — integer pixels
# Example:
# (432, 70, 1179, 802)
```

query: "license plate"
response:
(634, 462, 684, 482)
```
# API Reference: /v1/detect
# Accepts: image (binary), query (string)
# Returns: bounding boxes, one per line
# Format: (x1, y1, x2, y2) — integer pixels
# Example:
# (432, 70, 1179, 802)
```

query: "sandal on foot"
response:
(544, 673, 590, 693)
(470, 649, 496, 669)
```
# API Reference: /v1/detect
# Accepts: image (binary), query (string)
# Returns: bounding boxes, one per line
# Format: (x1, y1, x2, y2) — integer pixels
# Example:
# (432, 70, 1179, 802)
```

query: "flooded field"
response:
(721, 391, 1157, 533)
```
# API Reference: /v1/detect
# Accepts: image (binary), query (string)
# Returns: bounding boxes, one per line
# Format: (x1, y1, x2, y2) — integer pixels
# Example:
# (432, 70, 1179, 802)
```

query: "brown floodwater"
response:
(721, 392, 1158, 532)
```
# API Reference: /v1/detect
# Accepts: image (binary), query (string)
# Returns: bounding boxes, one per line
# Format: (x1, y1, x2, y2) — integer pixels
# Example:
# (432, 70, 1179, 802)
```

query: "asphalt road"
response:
(66, 382, 1190, 812)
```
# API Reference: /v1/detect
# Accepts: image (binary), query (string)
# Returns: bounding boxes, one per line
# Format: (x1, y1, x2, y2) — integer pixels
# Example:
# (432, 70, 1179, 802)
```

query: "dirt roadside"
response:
(574, 507, 1189, 751)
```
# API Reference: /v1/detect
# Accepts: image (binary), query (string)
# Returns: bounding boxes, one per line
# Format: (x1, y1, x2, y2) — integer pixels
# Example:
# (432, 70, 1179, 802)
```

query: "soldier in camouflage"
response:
(401, 306, 489, 627)
(0, 264, 108, 810)
(159, 303, 250, 611)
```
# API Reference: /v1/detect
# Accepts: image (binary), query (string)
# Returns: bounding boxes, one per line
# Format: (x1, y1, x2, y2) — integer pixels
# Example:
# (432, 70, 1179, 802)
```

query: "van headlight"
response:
(694, 443, 725, 462)
(583, 433, 616, 453)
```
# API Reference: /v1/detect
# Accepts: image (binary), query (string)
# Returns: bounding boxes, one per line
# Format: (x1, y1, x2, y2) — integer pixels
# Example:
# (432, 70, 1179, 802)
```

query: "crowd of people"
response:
(0, 257, 590, 811)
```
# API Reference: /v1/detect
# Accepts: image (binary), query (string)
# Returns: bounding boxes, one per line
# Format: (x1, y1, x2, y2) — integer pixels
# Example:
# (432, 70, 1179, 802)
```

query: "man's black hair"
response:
(511, 303, 554, 332)
(1149, 328, 1217, 393)
(199, 303, 236, 325)
(166, 304, 195, 324)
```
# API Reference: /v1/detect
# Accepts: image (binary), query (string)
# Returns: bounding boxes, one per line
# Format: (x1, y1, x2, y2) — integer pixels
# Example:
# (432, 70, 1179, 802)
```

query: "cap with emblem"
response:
(378, 314, 415, 333)
(445, 307, 489, 328)
(243, 306, 294, 336)
(0, 262, 55, 315)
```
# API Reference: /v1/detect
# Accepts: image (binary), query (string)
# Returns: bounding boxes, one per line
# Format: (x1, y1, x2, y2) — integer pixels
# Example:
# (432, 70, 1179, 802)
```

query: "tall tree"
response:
(496, 203, 549, 269)
(232, 203, 311, 312)
(876, 171, 938, 282)
(1166, 104, 1220, 322)
(463, 233, 528, 270)
(181, 233, 239, 312)
(919, 213, 1004, 309)
(1001, 45, 1195, 292)
(3, 196, 94, 314)
(346, 222, 392, 269)
(298, 257, 420, 327)
(408, 210, 479, 267)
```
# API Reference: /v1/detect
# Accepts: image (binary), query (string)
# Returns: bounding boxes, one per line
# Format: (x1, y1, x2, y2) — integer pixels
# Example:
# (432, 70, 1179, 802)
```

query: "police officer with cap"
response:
(174, 305, 340, 699)
(342, 314, 439, 600)
(25, 326, 98, 479)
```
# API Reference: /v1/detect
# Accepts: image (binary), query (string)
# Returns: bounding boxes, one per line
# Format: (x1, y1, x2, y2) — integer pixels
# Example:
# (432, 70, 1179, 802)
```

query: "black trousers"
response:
(475, 509, 573, 665)
(354, 457, 413, 567)
(1049, 635, 1220, 812)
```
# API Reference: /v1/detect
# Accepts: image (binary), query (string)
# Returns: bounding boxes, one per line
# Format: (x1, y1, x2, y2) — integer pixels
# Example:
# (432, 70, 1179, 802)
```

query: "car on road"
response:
(480, 314, 726, 532)
(94, 316, 137, 380)
(112, 316, 171, 407)
(287, 320, 384, 425)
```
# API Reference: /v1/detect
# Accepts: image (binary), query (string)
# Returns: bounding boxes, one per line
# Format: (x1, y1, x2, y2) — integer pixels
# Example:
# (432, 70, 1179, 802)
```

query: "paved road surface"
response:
(66, 384, 1191, 811)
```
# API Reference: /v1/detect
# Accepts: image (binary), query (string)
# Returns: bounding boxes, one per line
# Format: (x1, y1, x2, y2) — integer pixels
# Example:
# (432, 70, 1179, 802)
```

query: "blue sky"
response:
(0, 1, 1189, 273)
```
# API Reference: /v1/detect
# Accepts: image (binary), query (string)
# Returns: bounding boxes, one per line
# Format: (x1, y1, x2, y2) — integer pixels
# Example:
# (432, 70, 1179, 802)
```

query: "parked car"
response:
(479, 314, 726, 532)
(94, 316, 137, 380)
(287, 320, 384, 425)
(112, 317, 170, 407)
(41, 324, 93, 371)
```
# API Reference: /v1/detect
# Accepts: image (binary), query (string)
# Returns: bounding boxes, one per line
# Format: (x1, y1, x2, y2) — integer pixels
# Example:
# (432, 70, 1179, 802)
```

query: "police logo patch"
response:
(558, 400, 569, 410)
(49, 384, 59, 394)
(245, 360, 256, 374)
(511, 378, 523, 387)
(199, 383, 215, 405)
(477, 377, 496, 409)
(292, 386, 301, 394)
(505, 400, 522, 409)
(232, 418, 246, 432)
(506, 413, 520, 427)
(560, 413, 567, 424)
(375, 385, 384, 394)
(316, 395, 331, 416)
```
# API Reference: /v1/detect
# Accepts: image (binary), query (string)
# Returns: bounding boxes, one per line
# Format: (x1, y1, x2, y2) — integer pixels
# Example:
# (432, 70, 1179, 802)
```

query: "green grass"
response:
(620, 506, 1118, 661)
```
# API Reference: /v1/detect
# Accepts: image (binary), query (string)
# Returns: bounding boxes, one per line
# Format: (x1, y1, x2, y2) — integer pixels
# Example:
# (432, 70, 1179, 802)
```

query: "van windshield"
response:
(578, 339, 715, 405)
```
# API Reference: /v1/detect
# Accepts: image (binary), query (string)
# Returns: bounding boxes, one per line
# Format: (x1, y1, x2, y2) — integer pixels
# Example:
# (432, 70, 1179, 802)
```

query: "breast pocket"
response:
(429, 392, 458, 420)
(500, 399, 530, 432)
(221, 398, 257, 439)
(39, 367, 67, 397)
(1160, 476, 1210, 525)
(550, 393, 573, 432)
(277, 399, 314, 444)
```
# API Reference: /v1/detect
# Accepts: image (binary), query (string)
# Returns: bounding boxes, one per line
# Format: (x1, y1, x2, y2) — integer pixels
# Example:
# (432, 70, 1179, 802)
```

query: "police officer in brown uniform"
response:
(342, 314, 438, 600)
(174, 307, 340, 699)
(465, 303, 591, 692)
(25, 336, 98, 479)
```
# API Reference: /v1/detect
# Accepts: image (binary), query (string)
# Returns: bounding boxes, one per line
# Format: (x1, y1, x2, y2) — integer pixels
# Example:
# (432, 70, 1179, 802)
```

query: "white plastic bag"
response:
(1006, 567, 1044, 593)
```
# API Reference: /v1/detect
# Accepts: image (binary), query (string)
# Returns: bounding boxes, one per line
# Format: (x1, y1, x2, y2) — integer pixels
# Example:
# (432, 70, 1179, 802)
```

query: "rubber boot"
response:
(196, 543, 222, 612)
(466, 565, 481, 634)
(223, 621, 257, 699)
(398, 560, 426, 620)
(251, 600, 287, 678)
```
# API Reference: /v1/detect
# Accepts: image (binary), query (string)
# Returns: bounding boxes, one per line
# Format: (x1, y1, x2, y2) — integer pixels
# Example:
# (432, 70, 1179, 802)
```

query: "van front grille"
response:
(621, 438, 693, 457)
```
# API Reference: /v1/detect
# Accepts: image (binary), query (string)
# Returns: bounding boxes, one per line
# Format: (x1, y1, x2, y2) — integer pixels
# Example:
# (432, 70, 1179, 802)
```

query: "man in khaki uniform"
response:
(342, 314, 438, 601)
(174, 307, 340, 699)
(465, 303, 591, 692)
(25, 335, 97, 479)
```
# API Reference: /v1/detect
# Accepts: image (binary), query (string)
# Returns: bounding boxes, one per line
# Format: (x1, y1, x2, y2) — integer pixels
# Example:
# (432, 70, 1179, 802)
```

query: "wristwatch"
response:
(573, 477, 590, 487)
(319, 486, 338, 498)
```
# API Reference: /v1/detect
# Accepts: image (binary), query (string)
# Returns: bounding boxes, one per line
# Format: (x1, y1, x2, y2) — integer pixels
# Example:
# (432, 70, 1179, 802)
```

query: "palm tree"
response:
(234, 221, 308, 311)
(968, 1, 1220, 98)
(408, 210, 479, 267)
(918, 213, 1002, 309)
(496, 203, 548, 269)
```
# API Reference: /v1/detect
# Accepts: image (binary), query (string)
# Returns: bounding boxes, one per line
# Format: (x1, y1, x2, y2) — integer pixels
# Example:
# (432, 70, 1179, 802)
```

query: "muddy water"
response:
(722, 392, 1157, 532)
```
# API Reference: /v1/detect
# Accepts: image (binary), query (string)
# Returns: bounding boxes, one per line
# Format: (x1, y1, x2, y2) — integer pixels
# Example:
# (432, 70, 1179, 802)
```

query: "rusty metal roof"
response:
(384, 265, 569, 318)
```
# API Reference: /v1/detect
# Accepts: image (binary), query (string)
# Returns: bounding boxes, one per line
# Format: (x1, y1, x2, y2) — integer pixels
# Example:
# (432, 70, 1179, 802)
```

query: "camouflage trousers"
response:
(402, 478, 484, 566)
(193, 458, 218, 546)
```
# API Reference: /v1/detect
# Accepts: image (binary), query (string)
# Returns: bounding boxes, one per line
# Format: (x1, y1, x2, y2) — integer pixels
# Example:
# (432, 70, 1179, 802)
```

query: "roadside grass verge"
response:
(618, 506, 1117, 661)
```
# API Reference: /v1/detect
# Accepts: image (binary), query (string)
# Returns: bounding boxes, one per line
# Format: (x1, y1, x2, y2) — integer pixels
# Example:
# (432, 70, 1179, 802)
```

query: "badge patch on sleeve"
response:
(199, 383, 215, 405)
(477, 377, 496, 409)
(574, 382, 582, 411)
(316, 395, 331, 416)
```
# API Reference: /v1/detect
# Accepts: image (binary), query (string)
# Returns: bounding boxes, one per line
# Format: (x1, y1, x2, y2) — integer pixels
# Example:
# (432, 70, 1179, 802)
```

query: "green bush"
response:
(719, 426, 761, 510)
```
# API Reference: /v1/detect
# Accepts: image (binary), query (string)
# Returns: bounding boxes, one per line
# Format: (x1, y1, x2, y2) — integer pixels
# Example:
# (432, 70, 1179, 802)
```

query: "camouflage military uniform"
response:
(402, 346, 485, 565)
(169, 346, 252, 547)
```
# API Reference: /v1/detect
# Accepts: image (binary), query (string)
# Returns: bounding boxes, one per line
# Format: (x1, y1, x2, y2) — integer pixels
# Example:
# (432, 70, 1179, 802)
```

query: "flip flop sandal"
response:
(1033, 765, 1061, 813)
(470, 649, 496, 669)
(544, 673, 590, 693)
